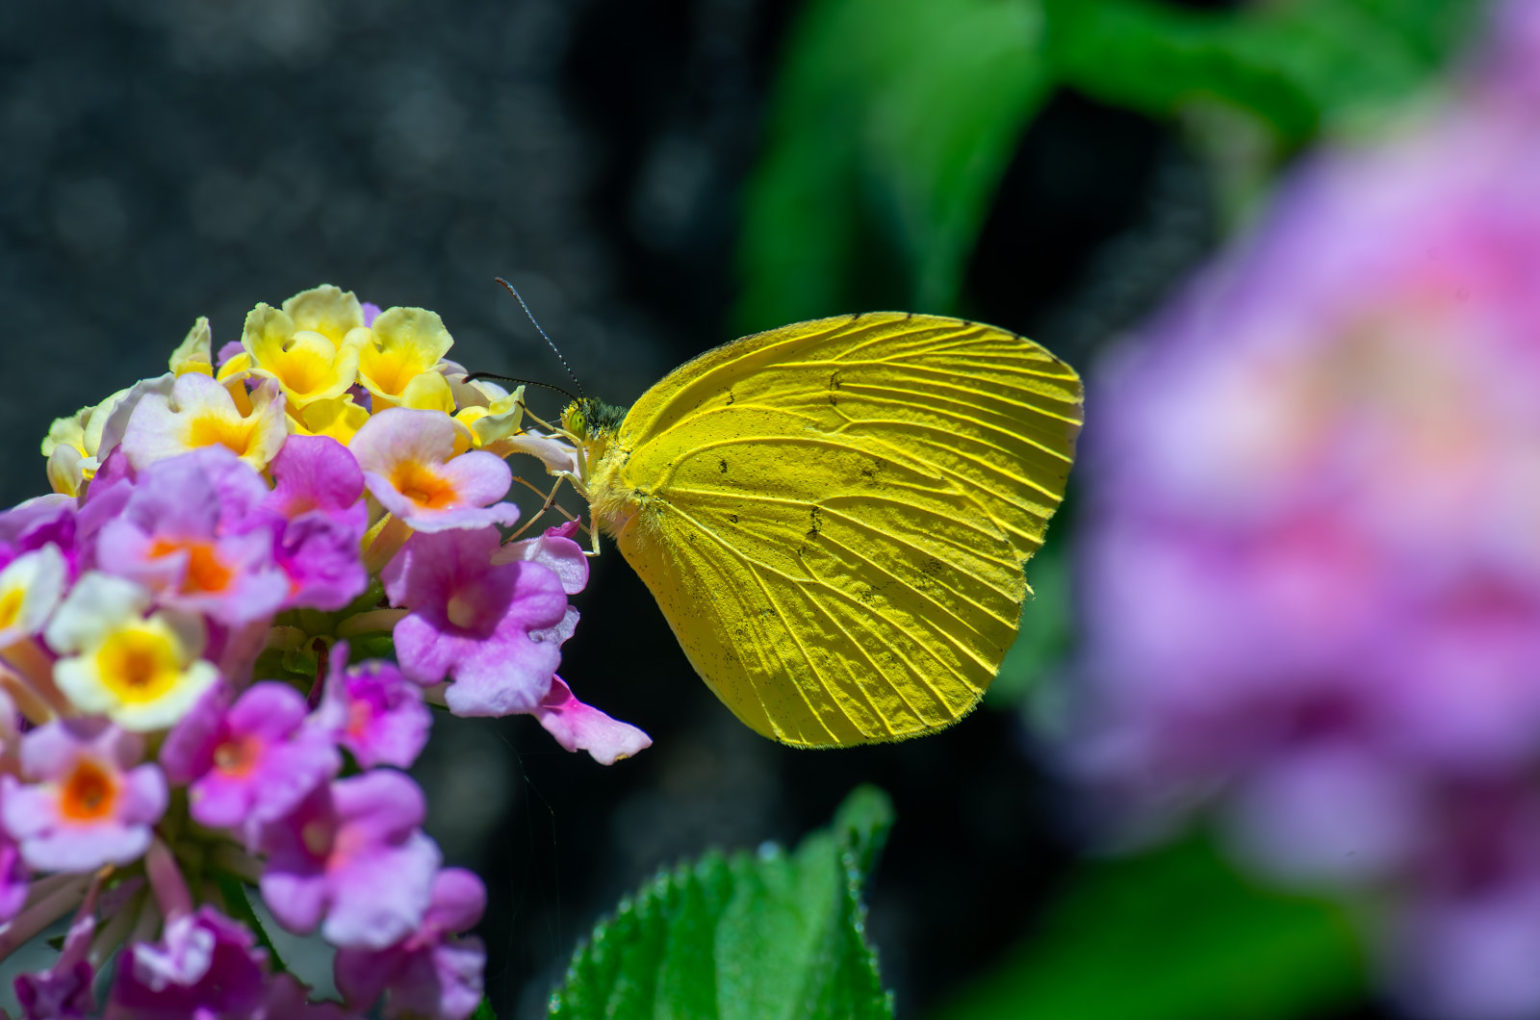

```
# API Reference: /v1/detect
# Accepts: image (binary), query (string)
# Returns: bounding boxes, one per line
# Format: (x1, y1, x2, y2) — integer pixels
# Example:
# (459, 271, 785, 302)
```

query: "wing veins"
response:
(673, 501, 1004, 683)
(787, 548, 989, 713)
(677, 509, 873, 742)
(672, 486, 1016, 567)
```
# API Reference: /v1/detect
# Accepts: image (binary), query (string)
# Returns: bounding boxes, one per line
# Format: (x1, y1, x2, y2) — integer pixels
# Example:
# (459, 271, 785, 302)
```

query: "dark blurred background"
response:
(0, 0, 1495, 1017)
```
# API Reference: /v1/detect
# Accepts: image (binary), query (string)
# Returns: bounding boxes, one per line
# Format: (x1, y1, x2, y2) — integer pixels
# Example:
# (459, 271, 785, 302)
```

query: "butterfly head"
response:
(560, 397, 628, 445)
(560, 397, 637, 536)
(561, 396, 629, 487)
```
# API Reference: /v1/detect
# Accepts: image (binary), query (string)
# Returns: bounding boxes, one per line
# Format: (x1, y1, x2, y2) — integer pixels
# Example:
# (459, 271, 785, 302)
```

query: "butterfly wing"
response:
(607, 313, 1082, 747)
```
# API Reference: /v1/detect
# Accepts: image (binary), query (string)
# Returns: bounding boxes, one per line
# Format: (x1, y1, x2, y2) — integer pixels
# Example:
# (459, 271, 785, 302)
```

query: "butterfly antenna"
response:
(462, 372, 579, 405)
(496, 276, 585, 399)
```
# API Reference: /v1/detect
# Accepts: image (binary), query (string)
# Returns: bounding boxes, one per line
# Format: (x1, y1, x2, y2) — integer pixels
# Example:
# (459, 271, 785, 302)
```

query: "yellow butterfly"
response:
(558, 312, 1082, 748)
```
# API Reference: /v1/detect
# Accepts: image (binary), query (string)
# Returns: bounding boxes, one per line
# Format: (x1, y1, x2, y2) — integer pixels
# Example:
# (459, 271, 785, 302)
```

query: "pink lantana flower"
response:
(0, 832, 27, 923)
(259, 770, 440, 950)
(120, 373, 289, 474)
(383, 528, 570, 716)
(93, 447, 289, 626)
(109, 906, 268, 1019)
(256, 974, 361, 1020)
(0, 494, 78, 571)
(16, 906, 97, 1019)
(314, 644, 430, 770)
(349, 408, 519, 533)
(494, 519, 589, 596)
(1, 720, 166, 872)
(532, 677, 651, 765)
(160, 683, 340, 838)
(335, 867, 486, 1020)
(0, 697, 24, 913)
(261, 435, 369, 610)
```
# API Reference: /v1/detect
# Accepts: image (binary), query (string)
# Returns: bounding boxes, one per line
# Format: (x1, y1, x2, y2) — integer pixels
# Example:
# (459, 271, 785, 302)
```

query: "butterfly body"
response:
(570, 312, 1081, 748)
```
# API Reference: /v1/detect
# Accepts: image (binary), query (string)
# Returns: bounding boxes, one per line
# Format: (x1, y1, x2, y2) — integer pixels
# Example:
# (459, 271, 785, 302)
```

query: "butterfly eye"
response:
(560, 402, 589, 440)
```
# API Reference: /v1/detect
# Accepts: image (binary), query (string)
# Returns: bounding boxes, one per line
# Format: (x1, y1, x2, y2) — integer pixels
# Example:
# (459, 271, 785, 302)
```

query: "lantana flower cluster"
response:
(0, 285, 648, 1018)
(1068, 8, 1540, 1020)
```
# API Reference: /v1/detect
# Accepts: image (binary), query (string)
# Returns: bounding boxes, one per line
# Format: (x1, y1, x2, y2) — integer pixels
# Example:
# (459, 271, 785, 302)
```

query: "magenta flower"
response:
(256, 974, 361, 1019)
(259, 771, 440, 949)
(350, 408, 520, 533)
(1487, 0, 1540, 101)
(314, 645, 430, 769)
(384, 528, 571, 716)
(533, 677, 651, 765)
(1382, 780, 1540, 1020)
(92, 447, 289, 626)
(335, 867, 486, 1020)
(493, 520, 589, 595)
(262, 435, 369, 611)
(16, 909, 96, 1019)
(1, 720, 166, 872)
(160, 683, 340, 837)
(107, 907, 267, 1019)
(0, 495, 77, 577)
(0, 834, 27, 923)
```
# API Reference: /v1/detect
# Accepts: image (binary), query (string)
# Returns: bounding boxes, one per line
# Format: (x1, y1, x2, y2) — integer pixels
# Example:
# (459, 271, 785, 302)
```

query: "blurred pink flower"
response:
(16, 908, 95, 1019)
(334, 867, 486, 1020)
(314, 644, 431, 770)
(258, 771, 439, 950)
(161, 682, 340, 838)
(1, 720, 166, 872)
(108, 907, 267, 1019)
(532, 676, 652, 765)
(93, 446, 289, 626)
(383, 527, 572, 716)
(1070, 8, 1540, 1017)
(261, 434, 370, 611)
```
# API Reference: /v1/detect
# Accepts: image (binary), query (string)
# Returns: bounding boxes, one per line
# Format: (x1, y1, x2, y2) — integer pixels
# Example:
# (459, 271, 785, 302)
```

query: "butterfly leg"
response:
(507, 474, 574, 538)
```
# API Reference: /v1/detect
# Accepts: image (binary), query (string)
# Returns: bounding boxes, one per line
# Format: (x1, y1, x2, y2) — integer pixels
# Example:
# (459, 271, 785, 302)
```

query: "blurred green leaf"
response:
(548, 786, 896, 1020)
(736, 0, 1479, 332)
(1044, 0, 1483, 147)
(931, 836, 1367, 1020)
(987, 537, 1072, 708)
(736, 0, 1050, 330)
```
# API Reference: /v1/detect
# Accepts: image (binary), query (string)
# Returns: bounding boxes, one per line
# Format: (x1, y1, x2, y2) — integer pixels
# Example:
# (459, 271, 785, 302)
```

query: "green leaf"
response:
(471, 1000, 499, 1020)
(986, 536, 1072, 708)
(549, 786, 896, 1020)
(930, 836, 1367, 1020)
(735, 0, 1051, 331)
(1044, 0, 1483, 147)
(215, 874, 287, 975)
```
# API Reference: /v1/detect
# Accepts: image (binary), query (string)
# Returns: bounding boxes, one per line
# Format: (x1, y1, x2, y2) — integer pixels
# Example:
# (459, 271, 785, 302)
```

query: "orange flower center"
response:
(389, 462, 458, 510)
(149, 539, 234, 595)
(59, 758, 118, 823)
(347, 700, 374, 738)
(213, 735, 261, 777)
